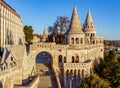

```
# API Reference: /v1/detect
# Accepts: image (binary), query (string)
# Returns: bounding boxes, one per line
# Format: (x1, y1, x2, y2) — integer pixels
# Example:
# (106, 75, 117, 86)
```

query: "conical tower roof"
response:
(67, 5, 84, 34)
(42, 27, 48, 38)
(85, 9, 93, 23)
(84, 9, 96, 31)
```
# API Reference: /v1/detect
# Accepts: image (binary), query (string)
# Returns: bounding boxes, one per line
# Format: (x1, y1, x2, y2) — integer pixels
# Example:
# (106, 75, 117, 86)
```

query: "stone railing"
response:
(64, 62, 92, 68)
(68, 44, 103, 50)
(30, 42, 68, 50)
(0, 66, 18, 75)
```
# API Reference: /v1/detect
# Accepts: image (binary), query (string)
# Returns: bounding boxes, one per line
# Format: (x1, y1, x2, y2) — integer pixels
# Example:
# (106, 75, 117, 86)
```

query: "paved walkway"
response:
(36, 64, 57, 88)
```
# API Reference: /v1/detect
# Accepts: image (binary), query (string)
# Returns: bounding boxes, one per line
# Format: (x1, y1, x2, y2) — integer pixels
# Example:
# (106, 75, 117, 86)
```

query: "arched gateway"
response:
(35, 51, 53, 76)
(36, 51, 52, 65)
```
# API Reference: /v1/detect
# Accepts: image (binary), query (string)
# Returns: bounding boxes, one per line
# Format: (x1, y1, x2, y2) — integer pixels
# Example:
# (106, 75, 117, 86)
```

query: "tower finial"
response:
(67, 4, 83, 34)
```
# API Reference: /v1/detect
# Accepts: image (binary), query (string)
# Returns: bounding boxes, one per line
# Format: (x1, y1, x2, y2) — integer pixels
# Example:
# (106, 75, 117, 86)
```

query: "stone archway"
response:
(35, 51, 53, 76)
(36, 51, 52, 65)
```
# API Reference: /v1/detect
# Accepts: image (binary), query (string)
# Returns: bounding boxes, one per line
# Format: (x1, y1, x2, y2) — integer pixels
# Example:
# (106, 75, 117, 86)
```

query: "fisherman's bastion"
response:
(0, 0, 104, 88)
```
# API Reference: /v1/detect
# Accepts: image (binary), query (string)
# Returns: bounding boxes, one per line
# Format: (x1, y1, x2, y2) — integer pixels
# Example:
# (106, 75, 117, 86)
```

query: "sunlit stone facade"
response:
(0, 0, 24, 49)
(0, 1, 104, 88)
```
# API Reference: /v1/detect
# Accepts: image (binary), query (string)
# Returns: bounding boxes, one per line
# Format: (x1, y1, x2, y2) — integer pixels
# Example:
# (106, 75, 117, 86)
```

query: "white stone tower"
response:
(65, 5, 85, 45)
(83, 10, 96, 38)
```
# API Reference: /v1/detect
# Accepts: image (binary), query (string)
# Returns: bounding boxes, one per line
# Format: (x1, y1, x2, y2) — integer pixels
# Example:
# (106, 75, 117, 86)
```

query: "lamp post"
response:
(69, 72, 73, 88)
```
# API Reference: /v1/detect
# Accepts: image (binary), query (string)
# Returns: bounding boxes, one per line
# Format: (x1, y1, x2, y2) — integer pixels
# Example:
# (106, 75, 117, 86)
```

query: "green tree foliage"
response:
(109, 50, 116, 60)
(94, 49, 120, 88)
(48, 16, 70, 44)
(108, 63, 120, 88)
(23, 25, 33, 44)
(80, 74, 111, 88)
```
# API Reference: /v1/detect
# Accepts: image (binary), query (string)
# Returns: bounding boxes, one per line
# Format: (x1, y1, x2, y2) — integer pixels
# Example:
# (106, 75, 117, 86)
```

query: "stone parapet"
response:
(31, 42, 69, 50)
(64, 61, 92, 69)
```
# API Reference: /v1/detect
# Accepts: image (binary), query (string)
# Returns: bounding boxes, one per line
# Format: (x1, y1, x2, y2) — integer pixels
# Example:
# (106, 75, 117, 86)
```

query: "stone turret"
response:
(41, 27, 48, 42)
(83, 10, 96, 38)
(65, 5, 85, 45)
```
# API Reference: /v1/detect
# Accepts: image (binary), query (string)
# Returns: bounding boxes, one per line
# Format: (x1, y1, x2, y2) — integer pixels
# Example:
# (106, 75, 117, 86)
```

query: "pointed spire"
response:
(67, 4, 83, 34)
(83, 9, 96, 31)
(42, 27, 48, 42)
(42, 27, 47, 36)
(85, 9, 93, 23)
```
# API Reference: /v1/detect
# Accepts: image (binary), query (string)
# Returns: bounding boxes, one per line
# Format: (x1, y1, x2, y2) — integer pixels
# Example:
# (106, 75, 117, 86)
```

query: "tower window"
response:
(76, 38, 79, 44)
(72, 56, 74, 63)
(75, 55, 79, 63)
(81, 38, 83, 44)
(71, 38, 74, 44)
(58, 55, 62, 63)
(11, 57, 13, 61)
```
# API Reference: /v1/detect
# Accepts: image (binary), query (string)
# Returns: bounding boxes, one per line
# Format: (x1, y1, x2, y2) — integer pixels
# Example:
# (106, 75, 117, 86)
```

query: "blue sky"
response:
(4, 0, 120, 40)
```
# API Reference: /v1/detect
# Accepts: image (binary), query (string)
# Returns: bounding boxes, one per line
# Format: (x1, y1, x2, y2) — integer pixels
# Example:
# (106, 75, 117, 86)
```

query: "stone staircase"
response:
(36, 64, 58, 88)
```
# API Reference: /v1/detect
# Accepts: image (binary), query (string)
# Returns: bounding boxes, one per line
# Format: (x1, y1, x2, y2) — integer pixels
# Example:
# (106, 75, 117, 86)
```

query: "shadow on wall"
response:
(0, 82, 3, 88)
(19, 38, 23, 45)
(6, 29, 14, 45)
(26, 44, 30, 55)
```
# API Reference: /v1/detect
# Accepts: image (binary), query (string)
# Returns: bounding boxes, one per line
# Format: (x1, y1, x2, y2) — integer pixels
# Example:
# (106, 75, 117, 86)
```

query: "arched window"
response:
(11, 57, 13, 61)
(64, 57, 66, 63)
(72, 56, 74, 63)
(75, 55, 79, 63)
(71, 38, 74, 44)
(58, 55, 62, 63)
(80, 38, 83, 44)
(74, 70, 77, 81)
(66, 70, 69, 78)
(76, 38, 79, 44)
(91, 33, 92, 37)
(93, 41, 95, 44)
(78, 69, 80, 78)
(82, 69, 84, 78)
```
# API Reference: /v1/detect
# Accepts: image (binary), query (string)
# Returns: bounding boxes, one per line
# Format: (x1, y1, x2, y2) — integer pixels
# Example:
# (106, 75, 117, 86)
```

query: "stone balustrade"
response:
(30, 42, 68, 50)
(0, 66, 18, 75)
(31, 42, 103, 50)
(64, 62, 92, 68)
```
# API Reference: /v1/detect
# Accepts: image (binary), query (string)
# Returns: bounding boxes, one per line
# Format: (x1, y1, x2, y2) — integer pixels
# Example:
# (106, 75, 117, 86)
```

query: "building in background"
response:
(0, 0, 24, 51)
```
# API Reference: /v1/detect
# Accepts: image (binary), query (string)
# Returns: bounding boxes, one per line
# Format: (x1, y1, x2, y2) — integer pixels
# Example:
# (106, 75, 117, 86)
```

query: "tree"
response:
(48, 16, 70, 35)
(108, 63, 120, 88)
(109, 50, 116, 60)
(48, 16, 70, 44)
(23, 25, 33, 44)
(80, 74, 111, 88)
